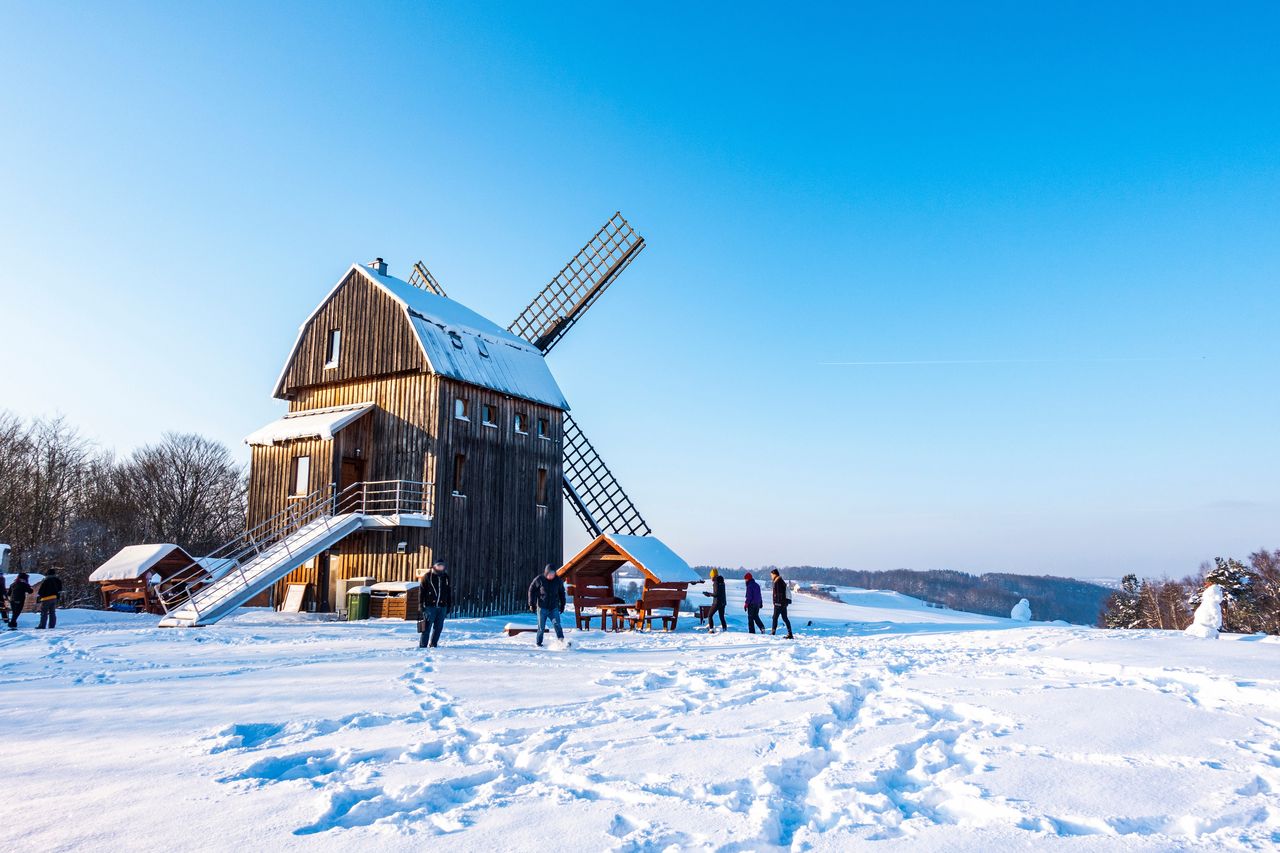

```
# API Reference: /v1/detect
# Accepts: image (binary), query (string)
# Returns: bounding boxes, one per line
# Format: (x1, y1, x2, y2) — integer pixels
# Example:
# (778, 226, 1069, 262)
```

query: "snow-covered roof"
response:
(371, 581, 420, 592)
(197, 557, 238, 580)
(90, 544, 193, 582)
(244, 402, 375, 446)
(274, 264, 568, 410)
(603, 534, 701, 584)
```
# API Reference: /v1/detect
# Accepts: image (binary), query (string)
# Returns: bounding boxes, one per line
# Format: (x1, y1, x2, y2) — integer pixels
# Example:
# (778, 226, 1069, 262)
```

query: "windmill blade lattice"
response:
(561, 413, 652, 538)
(508, 212, 646, 354)
(409, 260, 448, 297)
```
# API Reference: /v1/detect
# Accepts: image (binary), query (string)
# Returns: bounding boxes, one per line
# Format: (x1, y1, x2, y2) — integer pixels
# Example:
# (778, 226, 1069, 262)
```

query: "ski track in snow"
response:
(4, 599, 1280, 851)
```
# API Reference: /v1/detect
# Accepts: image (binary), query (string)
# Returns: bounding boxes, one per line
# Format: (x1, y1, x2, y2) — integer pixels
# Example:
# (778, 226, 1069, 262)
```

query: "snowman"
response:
(1184, 584, 1224, 639)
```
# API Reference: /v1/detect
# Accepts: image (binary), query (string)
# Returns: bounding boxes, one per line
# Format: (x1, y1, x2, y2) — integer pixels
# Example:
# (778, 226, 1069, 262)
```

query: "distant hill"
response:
(698, 565, 1113, 626)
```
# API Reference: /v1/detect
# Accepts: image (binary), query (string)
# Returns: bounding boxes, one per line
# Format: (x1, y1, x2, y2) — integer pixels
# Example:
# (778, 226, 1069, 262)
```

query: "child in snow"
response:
(743, 572, 765, 633)
(528, 564, 566, 647)
(36, 567, 63, 629)
(8, 573, 33, 629)
(770, 569, 794, 639)
(702, 568, 727, 633)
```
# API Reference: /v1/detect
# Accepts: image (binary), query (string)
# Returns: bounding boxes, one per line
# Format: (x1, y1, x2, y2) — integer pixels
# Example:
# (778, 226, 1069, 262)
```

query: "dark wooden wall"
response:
(278, 269, 425, 396)
(430, 377, 564, 615)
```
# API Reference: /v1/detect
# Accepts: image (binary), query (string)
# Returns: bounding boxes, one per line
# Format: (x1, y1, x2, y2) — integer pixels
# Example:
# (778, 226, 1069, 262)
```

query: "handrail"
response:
(155, 479, 433, 622)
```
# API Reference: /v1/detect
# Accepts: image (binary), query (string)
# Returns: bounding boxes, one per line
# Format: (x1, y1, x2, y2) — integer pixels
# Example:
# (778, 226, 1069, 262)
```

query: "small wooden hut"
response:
(90, 544, 196, 613)
(558, 533, 701, 631)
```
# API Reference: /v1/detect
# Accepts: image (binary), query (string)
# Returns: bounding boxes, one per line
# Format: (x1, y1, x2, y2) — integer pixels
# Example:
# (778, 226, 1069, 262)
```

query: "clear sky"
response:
(2, 2, 1277, 580)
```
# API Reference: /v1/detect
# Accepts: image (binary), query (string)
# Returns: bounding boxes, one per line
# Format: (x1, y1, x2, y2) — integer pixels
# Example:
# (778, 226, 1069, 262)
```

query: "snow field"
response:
(1, 591, 1278, 851)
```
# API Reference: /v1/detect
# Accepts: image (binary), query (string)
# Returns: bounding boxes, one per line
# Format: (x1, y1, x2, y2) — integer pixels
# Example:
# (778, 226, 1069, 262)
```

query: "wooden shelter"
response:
(558, 533, 702, 631)
(90, 545, 197, 613)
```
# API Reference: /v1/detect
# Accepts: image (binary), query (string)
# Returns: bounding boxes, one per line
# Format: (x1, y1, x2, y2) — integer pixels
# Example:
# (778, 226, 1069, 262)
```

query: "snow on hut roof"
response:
(197, 557, 238, 580)
(603, 534, 701, 584)
(274, 264, 568, 410)
(90, 544, 193, 582)
(244, 402, 375, 446)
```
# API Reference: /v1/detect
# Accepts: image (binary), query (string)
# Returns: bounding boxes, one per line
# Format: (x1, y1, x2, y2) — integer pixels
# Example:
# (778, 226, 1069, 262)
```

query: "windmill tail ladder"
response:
(155, 480, 432, 628)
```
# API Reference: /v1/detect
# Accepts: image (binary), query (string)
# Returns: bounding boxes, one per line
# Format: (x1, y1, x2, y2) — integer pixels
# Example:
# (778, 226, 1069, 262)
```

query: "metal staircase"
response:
(156, 480, 431, 628)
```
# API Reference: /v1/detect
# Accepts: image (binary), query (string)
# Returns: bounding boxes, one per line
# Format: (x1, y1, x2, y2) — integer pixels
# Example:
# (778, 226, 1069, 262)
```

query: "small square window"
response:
(482, 404, 497, 426)
(454, 398, 469, 420)
(324, 329, 341, 368)
(514, 413, 527, 434)
(536, 417, 550, 439)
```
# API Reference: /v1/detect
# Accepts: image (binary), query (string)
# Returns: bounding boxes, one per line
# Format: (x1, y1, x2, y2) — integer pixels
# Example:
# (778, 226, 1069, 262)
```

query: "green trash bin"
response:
(346, 587, 371, 621)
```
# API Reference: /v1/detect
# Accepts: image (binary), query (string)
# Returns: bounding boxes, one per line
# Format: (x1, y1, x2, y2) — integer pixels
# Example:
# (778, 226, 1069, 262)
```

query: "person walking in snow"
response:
(702, 568, 728, 633)
(770, 569, 794, 639)
(528, 564, 567, 647)
(743, 572, 765, 634)
(36, 567, 63, 629)
(418, 561, 452, 649)
(8, 572, 33, 630)
(0, 571, 8, 624)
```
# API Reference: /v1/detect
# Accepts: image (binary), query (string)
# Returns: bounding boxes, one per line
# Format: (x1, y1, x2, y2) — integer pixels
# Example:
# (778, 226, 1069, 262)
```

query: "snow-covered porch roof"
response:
(558, 533, 701, 585)
(244, 402, 375, 447)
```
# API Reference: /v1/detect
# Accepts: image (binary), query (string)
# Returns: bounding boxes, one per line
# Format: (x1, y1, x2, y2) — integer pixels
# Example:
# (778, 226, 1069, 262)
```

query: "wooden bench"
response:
(625, 587, 686, 632)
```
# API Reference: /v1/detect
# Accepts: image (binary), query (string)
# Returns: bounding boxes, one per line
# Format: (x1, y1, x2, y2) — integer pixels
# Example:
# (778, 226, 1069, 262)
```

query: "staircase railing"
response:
(154, 479, 432, 621)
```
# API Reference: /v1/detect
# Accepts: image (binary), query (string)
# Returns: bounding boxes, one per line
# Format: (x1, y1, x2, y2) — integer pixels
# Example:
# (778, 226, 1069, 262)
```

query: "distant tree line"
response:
(1099, 552, 1280, 635)
(0, 412, 246, 605)
(696, 565, 1113, 625)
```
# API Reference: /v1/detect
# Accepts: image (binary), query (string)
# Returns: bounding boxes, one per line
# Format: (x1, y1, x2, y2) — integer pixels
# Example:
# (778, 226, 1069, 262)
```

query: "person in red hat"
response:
(743, 572, 765, 633)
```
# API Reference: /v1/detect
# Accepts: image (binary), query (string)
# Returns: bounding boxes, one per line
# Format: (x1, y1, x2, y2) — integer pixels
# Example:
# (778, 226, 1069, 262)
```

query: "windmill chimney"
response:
(369, 257, 388, 275)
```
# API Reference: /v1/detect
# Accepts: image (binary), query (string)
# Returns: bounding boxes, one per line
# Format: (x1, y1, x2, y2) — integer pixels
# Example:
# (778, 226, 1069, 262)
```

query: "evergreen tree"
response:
(1190, 557, 1260, 633)
(1100, 574, 1143, 628)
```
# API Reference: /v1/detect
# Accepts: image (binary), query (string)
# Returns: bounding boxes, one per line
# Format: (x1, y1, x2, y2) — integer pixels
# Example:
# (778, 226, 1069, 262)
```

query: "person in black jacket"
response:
(36, 567, 63, 629)
(770, 568, 794, 639)
(702, 568, 728, 633)
(527, 564, 566, 647)
(0, 572, 8, 624)
(8, 572, 33, 630)
(418, 561, 452, 649)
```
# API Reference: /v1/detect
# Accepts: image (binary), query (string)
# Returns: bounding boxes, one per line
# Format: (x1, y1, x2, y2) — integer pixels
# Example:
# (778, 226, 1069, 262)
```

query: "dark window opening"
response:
(482, 404, 496, 426)
(536, 417, 550, 439)
(324, 329, 341, 368)
(514, 412, 527, 434)
(452, 453, 466, 496)
(536, 467, 548, 506)
(454, 398, 469, 420)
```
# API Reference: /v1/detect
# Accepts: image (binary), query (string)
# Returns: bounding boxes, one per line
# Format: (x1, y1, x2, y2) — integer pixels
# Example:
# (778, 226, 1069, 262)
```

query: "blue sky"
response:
(2, 2, 1277, 579)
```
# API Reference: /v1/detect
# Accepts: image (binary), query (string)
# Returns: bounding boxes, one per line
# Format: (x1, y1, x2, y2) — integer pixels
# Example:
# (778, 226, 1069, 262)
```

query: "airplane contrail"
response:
(820, 356, 1207, 366)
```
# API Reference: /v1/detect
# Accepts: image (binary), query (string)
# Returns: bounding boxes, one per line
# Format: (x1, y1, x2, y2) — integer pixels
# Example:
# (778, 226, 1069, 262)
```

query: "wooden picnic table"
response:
(597, 603, 633, 632)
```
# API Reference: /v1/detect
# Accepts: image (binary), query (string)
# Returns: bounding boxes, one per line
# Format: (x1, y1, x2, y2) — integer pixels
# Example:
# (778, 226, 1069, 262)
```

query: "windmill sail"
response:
(409, 260, 448, 297)
(561, 413, 652, 538)
(508, 212, 646, 354)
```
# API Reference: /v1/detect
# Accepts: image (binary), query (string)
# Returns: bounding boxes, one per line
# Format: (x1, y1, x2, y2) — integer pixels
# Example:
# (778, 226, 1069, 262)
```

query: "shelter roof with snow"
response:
(273, 263, 567, 410)
(90, 544, 194, 582)
(558, 533, 701, 585)
(245, 402, 375, 446)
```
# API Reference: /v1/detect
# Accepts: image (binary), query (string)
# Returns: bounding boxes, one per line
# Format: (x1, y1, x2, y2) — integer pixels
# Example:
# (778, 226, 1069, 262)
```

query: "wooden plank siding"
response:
(278, 268, 425, 396)
(249, 264, 566, 616)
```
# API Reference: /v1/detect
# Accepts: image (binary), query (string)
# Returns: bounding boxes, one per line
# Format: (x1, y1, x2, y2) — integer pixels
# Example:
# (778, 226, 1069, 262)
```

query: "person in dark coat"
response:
(528, 564, 567, 647)
(770, 568, 794, 639)
(418, 561, 452, 649)
(36, 567, 63, 629)
(701, 568, 728, 633)
(8, 572, 34, 630)
(0, 572, 8, 624)
(743, 572, 765, 634)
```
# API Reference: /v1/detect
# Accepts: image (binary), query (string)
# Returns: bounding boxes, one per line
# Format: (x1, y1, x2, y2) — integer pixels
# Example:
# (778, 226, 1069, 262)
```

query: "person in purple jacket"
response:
(743, 572, 766, 634)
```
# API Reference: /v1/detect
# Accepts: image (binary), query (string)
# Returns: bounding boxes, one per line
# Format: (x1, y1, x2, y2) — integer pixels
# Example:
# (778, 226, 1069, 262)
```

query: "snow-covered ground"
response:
(3, 585, 1278, 851)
